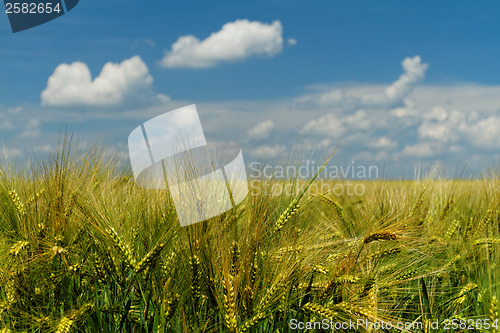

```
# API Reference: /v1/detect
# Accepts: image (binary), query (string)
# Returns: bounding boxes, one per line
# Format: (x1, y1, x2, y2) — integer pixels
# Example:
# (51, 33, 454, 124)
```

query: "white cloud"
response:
(287, 38, 297, 46)
(402, 143, 434, 158)
(19, 118, 41, 138)
(352, 151, 390, 162)
(301, 114, 345, 137)
(465, 116, 500, 148)
(156, 93, 171, 103)
(249, 144, 286, 158)
(367, 136, 397, 149)
(143, 38, 155, 47)
(301, 110, 370, 138)
(377, 56, 428, 105)
(41, 56, 153, 106)
(417, 107, 458, 142)
(248, 120, 275, 139)
(299, 56, 428, 109)
(160, 19, 284, 68)
(416, 106, 500, 149)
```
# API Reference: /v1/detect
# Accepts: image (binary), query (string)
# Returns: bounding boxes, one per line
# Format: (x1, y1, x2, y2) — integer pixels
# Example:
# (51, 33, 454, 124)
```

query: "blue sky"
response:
(1, 1, 500, 178)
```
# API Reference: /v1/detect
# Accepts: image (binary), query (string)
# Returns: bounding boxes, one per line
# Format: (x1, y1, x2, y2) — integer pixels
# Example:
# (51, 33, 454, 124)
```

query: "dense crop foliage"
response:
(0, 143, 499, 332)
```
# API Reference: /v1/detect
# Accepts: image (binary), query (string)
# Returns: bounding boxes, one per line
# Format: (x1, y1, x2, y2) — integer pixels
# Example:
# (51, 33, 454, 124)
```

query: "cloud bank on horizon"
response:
(27, 50, 500, 175)
(2, 15, 500, 177)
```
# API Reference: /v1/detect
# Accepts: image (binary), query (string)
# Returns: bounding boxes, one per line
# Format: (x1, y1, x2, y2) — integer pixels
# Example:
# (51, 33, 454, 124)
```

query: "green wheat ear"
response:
(55, 317, 74, 333)
(491, 296, 498, 333)
(8, 189, 26, 216)
(274, 149, 336, 232)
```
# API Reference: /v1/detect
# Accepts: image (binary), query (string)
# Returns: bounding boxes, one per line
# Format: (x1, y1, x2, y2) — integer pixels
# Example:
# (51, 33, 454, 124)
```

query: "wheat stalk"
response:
(230, 241, 240, 276)
(439, 197, 454, 222)
(474, 209, 493, 237)
(303, 302, 339, 320)
(274, 150, 336, 232)
(274, 200, 301, 232)
(164, 294, 179, 322)
(455, 283, 478, 305)
(330, 302, 378, 320)
(55, 317, 74, 333)
(320, 196, 349, 227)
(8, 189, 25, 216)
(239, 282, 285, 332)
(367, 246, 401, 260)
(408, 190, 425, 218)
(26, 188, 45, 205)
(9, 240, 29, 256)
(444, 219, 460, 239)
(490, 296, 498, 333)
(395, 268, 419, 281)
(364, 231, 398, 244)
(463, 217, 474, 239)
(105, 227, 136, 268)
(190, 255, 202, 301)
(135, 243, 166, 273)
(54, 304, 93, 333)
(474, 238, 500, 245)
(322, 275, 360, 298)
(223, 276, 238, 332)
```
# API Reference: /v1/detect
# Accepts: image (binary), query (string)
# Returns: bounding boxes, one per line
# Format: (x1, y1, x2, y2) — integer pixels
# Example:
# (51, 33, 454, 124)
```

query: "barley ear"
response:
(409, 189, 425, 218)
(105, 227, 136, 268)
(303, 302, 339, 320)
(490, 296, 498, 333)
(55, 317, 74, 333)
(364, 231, 398, 244)
(274, 150, 336, 232)
(439, 197, 454, 222)
(223, 277, 238, 332)
(8, 189, 26, 216)
(135, 243, 166, 273)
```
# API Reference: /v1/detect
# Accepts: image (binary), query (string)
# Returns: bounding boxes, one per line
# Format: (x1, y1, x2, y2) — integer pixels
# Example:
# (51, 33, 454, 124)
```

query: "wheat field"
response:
(0, 142, 498, 332)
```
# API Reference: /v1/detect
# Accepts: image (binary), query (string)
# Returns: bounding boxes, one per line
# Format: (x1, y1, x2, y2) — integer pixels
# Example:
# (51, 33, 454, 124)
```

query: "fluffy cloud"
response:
(367, 137, 397, 149)
(248, 120, 275, 140)
(376, 56, 428, 106)
(19, 118, 40, 138)
(299, 56, 428, 109)
(301, 110, 370, 137)
(415, 106, 500, 150)
(401, 143, 434, 158)
(41, 56, 153, 106)
(0, 106, 40, 138)
(160, 20, 283, 68)
(301, 114, 346, 138)
(249, 144, 286, 158)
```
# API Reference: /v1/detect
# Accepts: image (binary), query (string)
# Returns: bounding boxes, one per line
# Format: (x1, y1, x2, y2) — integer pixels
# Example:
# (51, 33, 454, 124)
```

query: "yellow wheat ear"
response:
(274, 148, 337, 232)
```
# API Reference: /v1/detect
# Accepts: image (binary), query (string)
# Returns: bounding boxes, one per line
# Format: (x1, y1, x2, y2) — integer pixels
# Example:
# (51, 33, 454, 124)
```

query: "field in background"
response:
(0, 144, 499, 332)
